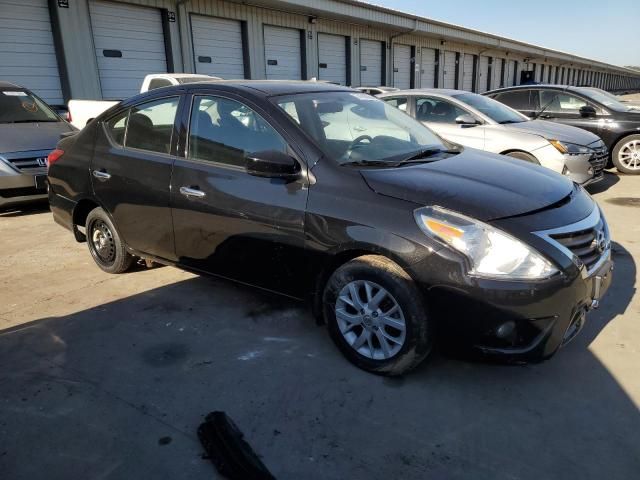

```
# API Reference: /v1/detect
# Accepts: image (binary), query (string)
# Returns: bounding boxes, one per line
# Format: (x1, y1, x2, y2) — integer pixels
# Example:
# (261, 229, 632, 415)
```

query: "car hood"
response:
(360, 148, 574, 222)
(0, 122, 75, 153)
(502, 119, 600, 146)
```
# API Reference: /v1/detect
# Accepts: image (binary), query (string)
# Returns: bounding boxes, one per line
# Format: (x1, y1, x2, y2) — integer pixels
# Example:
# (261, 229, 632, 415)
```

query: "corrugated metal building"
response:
(1, 0, 638, 105)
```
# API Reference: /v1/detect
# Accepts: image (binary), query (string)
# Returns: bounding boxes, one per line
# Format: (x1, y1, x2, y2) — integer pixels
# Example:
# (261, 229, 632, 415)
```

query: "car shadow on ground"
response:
(585, 171, 620, 194)
(0, 243, 638, 480)
(0, 201, 50, 218)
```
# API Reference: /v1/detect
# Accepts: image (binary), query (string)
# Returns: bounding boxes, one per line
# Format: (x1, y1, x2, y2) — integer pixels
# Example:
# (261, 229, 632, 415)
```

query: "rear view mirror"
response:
(315, 101, 343, 114)
(455, 114, 479, 126)
(246, 150, 300, 179)
(579, 105, 597, 118)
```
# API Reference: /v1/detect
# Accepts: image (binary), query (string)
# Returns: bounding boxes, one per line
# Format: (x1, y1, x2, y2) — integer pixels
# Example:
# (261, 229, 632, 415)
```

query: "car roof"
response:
(379, 88, 470, 97)
(186, 80, 355, 96)
(0, 81, 23, 89)
(485, 84, 574, 95)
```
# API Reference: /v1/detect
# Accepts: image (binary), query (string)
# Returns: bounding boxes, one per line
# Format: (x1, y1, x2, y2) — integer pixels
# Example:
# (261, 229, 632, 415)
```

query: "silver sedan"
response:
(378, 89, 607, 185)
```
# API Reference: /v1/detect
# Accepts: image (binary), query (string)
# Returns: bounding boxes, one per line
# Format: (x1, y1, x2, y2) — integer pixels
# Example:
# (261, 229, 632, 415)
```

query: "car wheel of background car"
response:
(86, 207, 134, 274)
(505, 151, 540, 164)
(323, 255, 433, 376)
(612, 134, 640, 174)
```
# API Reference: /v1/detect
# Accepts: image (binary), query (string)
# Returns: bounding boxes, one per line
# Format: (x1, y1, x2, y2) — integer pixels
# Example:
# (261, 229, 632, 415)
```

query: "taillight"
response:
(66, 111, 72, 123)
(47, 149, 65, 168)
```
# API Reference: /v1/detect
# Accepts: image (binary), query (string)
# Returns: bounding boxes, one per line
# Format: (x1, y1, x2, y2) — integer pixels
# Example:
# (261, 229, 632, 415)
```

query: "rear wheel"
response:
(612, 135, 640, 174)
(323, 255, 433, 376)
(505, 151, 539, 164)
(86, 207, 134, 274)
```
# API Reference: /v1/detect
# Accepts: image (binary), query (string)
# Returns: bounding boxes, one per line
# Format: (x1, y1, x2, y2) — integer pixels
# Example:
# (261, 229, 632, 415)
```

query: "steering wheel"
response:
(349, 135, 373, 150)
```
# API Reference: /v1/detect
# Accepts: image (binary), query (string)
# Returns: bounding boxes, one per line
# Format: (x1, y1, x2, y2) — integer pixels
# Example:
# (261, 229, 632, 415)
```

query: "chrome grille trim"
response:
(534, 206, 611, 278)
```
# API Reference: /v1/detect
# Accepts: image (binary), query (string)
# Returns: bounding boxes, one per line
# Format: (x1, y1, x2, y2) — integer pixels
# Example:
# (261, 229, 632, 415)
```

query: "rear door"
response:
(91, 95, 181, 259)
(170, 93, 308, 296)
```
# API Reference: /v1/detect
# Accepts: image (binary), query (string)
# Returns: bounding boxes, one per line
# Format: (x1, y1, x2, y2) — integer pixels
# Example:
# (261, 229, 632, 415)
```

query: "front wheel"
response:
(612, 135, 640, 174)
(323, 255, 433, 376)
(505, 151, 539, 164)
(86, 207, 134, 274)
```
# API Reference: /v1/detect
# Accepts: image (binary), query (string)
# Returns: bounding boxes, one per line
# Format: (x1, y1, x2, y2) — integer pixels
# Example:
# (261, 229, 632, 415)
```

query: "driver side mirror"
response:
(455, 114, 480, 127)
(579, 105, 597, 118)
(246, 150, 300, 179)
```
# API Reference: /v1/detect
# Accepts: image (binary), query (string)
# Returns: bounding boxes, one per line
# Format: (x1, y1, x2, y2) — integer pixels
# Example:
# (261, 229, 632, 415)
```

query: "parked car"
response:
(485, 85, 640, 174)
(48, 81, 613, 375)
(379, 89, 607, 185)
(355, 86, 400, 96)
(0, 81, 76, 210)
(67, 73, 220, 128)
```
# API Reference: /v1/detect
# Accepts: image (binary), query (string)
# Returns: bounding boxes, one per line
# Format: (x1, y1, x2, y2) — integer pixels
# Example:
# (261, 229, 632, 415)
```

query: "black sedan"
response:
(485, 84, 640, 174)
(48, 81, 613, 375)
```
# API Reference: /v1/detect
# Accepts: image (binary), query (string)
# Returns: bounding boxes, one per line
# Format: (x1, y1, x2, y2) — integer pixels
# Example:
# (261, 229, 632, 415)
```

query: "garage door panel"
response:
(192, 16, 245, 78)
(318, 33, 347, 84)
(0, 0, 63, 104)
(442, 51, 456, 89)
(360, 39, 382, 86)
(419, 48, 436, 88)
(393, 44, 411, 89)
(264, 25, 301, 80)
(462, 54, 474, 91)
(478, 56, 489, 92)
(89, 1, 167, 100)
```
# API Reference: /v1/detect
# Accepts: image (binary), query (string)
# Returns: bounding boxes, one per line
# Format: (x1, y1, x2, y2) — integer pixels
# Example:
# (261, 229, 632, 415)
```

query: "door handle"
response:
(179, 186, 206, 199)
(92, 170, 111, 180)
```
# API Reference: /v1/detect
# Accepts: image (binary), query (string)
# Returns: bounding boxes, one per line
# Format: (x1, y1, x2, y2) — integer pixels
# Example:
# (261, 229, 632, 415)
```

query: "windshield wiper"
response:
(499, 119, 524, 124)
(397, 147, 460, 164)
(342, 159, 397, 167)
(5, 119, 58, 124)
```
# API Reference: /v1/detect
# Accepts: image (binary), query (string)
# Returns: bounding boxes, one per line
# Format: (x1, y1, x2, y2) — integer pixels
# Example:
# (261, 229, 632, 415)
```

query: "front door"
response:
(414, 96, 485, 149)
(536, 90, 603, 136)
(170, 94, 309, 297)
(91, 96, 181, 260)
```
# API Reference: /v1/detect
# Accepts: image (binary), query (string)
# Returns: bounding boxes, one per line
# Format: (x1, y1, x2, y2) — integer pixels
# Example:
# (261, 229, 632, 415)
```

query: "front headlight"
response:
(548, 139, 592, 155)
(414, 206, 558, 280)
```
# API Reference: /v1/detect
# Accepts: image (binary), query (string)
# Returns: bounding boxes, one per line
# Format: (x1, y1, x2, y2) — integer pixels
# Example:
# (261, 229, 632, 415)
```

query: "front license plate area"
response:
(34, 175, 47, 190)
(590, 258, 613, 305)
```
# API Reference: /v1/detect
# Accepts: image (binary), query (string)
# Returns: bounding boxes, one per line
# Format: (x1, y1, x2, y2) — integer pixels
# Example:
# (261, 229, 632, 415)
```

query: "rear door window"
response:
(125, 97, 179, 154)
(494, 90, 533, 111)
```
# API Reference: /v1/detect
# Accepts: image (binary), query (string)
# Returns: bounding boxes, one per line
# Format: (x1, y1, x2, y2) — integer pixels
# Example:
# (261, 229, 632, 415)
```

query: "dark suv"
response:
(48, 81, 613, 375)
(485, 85, 640, 174)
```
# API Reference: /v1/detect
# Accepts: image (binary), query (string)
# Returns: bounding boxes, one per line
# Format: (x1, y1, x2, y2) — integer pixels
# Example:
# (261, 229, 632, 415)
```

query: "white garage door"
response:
(360, 39, 383, 86)
(548, 65, 556, 84)
(0, 0, 63, 104)
(461, 54, 474, 91)
(516, 62, 523, 85)
(420, 48, 436, 88)
(393, 44, 411, 89)
(89, 1, 167, 100)
(318, 33, 347, 85)
(264, 25, 301, 80)
(191, 15, 245, 79)
(478, 56, 489, 93)
(492, 58, 503, 89)
(442, 51, 456, 89)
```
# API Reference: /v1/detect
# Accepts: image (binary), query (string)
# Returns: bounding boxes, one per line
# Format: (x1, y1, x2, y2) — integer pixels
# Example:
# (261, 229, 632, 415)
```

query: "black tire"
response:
(611, 134, 640, 174)
(86, 207, 134, 274)
(323, 255, 433, 376)
(505, 151, 539, 164)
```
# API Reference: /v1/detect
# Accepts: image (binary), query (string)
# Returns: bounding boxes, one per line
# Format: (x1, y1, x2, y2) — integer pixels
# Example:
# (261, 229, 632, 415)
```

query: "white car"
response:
(67, 73, 220, 128)
(379, 89, 607, 185)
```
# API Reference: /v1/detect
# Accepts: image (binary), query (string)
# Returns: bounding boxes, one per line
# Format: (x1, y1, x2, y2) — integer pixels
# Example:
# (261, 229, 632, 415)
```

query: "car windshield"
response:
(274, 91, 445, 165)
(0, 89, 59, 123)
(576, 87, 630, 112)
(455, 92, 528, 124)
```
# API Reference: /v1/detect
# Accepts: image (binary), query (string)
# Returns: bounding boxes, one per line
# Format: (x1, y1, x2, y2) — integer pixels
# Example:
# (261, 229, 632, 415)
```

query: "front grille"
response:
(550, 218, 607, 271)
(589, 147, 608, 176)
(6, 157, 48, 171)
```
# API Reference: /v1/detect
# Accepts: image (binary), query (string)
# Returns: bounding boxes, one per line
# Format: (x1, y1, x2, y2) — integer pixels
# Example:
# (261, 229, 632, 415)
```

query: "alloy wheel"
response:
(335, 280, 406, 360)
(618, 139, 640, 170)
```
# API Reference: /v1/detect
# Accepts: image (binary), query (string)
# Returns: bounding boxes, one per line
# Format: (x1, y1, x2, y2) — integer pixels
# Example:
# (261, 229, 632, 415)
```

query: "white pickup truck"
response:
(67, 73, 220, 128)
